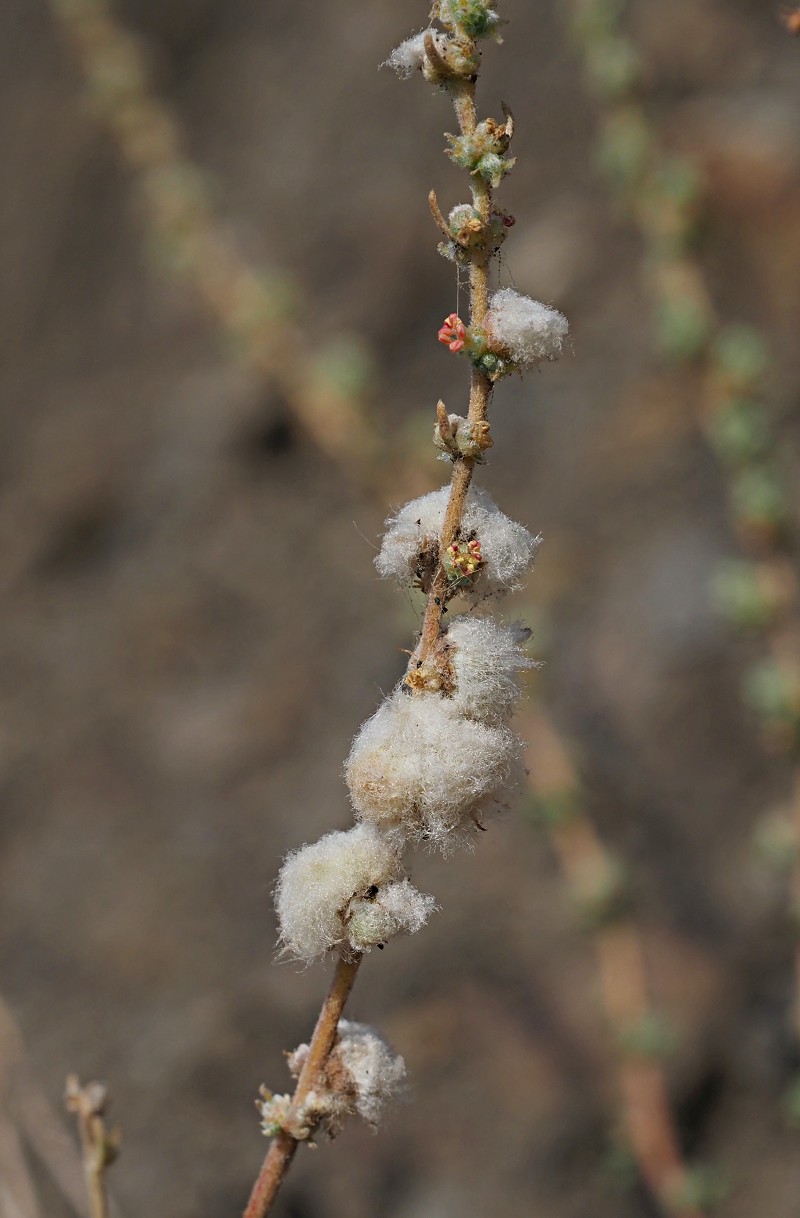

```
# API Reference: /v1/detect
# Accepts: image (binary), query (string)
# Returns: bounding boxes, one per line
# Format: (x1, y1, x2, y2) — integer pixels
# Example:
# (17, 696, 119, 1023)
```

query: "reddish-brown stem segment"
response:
(244, 953, 362, 1218)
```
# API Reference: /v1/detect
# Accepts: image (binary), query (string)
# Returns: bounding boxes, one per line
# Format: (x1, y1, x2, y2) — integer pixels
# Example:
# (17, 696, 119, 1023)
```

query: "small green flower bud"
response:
(600, 1140, 638, 1193)
(704, 398, 771, 466)
(712, 325, 769, 392)
(653, 157, 703, 212)
(442, 204, 513, 258)
(595, 110, 651, 193)
(448, 203, 481, 237)
(476, 151, 515, 187)
(639, 159, 704, 257)
(221, 273, 297, 357)
(666, 1165, 729, 1211)
(446, 116, 514, 185)
(436, 0, 502, 40)
(753, 810, 800, 873)
(572, 855, 629, 931)
(730, 465, 787, 535)
(584, 36, 641, 100)
(743, 659, 800, 735)
(428, 36, 481, 81)
(258, 1089, 292, 1138)
(310, 337, 374, 398)
(712, 560, 774, 631)
(568, 0, 626, 44)
(654, 293, 711, 362)
(443, 538, 484, 585)
(85, 35, 148, 108)
(525, 788, 581, 829)
(473, 350, 511, 380)
(616, 1012, 678, 1061)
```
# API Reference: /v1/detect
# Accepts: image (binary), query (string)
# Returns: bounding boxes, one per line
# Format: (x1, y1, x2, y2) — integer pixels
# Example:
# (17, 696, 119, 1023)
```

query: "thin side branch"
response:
(64, 1077, 119, 1218)
(428, 190, 452, 241)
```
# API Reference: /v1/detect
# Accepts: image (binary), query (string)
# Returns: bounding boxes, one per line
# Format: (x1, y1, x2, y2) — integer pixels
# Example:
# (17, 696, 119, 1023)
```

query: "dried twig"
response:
(64, 1077, 120, 1218)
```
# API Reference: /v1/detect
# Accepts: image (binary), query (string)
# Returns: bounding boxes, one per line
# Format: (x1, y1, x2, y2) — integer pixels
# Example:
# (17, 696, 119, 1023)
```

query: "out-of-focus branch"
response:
(48, 0, 382, 484)
(0, 996, 95, 1218)
(521, 705, 705, 1218)
(64, 1077, 120, 1218)
(563, 0, 800, 1130)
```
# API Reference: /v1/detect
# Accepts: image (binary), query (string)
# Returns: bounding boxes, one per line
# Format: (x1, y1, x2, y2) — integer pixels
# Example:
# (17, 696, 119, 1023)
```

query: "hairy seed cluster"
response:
(265, 0, 568, 1147)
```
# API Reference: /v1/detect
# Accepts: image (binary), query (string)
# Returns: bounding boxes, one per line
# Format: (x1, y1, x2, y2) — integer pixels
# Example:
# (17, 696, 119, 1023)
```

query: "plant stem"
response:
(417, 72, 493, 667)
(247, 42, 498, 1215)
(243, 953, 361, 1218)
(63, 1077, 116, 1218)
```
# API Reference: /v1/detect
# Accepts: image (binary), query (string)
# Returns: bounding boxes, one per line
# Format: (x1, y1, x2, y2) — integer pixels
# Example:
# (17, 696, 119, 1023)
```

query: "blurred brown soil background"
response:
(1, 1, 800, 1216)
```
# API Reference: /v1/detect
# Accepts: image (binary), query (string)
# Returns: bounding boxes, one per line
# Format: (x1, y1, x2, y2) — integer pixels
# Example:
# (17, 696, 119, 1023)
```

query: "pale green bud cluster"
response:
(446, 117, 515, 186)
(436, 0, 502, 40)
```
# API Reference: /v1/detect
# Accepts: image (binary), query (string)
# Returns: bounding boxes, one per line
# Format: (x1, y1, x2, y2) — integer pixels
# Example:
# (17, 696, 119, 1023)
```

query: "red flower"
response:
(438, 313, 467, 353)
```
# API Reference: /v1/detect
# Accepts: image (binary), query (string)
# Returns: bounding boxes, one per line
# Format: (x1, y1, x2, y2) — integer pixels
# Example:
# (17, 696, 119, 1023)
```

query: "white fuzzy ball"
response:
(336, 1021, 407, 1128)
(385, 30, 443, 78)
(485, 288, 568, 368)
(447, 616, 536, 723)
(347, 879, 437, 953)
(287, 1021, 406, 1133)
(375, 484, 539, 597)
(346, 689, 522, 851)
(275, 824, 413, 962)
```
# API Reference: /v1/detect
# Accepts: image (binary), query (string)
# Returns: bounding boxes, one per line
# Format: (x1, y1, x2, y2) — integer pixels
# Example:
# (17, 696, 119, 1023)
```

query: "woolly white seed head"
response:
(485, 288, 569, 368)
(447, 616, 535, 723)
(347, 879, 437, 953)
(336, 1020, 407, 1128)
(285, 1022, 406, 1135)
(275, 824, 408, 963)
(375, 484, 539, 598)
(346, 689, 522, 851)
(385, 30, 445, 78)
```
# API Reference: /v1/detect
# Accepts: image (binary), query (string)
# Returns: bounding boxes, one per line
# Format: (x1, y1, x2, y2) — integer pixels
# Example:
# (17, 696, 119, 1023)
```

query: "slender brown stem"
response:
(243, 953, 361, 1218)
(64, 1077, 117, 1218)
(416, 73, 493, 668)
